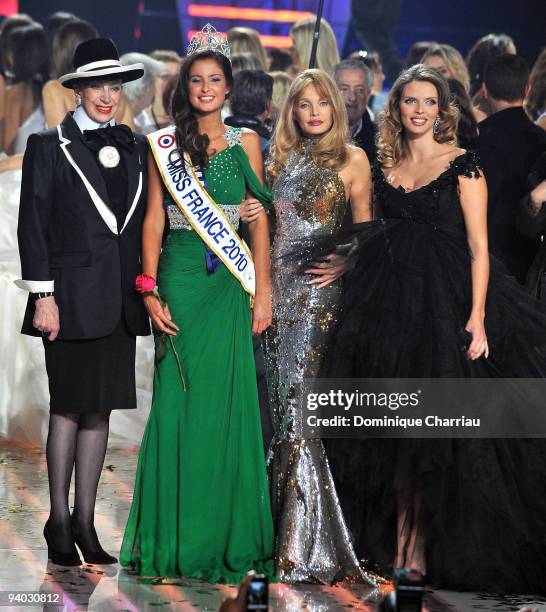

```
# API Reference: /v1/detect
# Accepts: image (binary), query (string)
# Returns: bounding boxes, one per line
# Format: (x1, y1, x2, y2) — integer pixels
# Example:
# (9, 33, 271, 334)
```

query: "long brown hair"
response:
(466, 33, 515, 97)
(227, 27, 268, 71)
(0, 14, 33, 75)
(51, 19, 98, 79)
(377, 64, 459, 168)
(448, 78, 478, 147)
(525, 47, 546, 119)
(422, 44, 470, 91)
(171, 50, 233, 169)
(9, 24, 49, 105)
(268, 69, 348, 181)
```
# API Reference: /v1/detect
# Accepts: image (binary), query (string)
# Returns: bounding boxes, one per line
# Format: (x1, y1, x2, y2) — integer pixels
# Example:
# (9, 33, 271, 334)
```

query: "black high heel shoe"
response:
(43, 520, 82, 566)
(71, 516, 117, 565)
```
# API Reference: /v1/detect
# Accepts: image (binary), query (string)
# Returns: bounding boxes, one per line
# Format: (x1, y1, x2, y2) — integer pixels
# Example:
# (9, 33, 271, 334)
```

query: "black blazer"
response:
(352, 109, 377, 166)
(17, 113, 150, 340)
(477, 107, 546, 284)
(515, 154, 546, 299)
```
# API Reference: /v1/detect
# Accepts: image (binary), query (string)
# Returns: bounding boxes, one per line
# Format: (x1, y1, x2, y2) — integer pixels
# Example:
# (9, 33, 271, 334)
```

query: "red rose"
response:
(135, 274, 156, 293)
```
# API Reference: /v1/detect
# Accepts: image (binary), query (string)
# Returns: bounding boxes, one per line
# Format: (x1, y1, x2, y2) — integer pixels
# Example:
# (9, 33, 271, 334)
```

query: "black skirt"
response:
(43, 316, 137, 414)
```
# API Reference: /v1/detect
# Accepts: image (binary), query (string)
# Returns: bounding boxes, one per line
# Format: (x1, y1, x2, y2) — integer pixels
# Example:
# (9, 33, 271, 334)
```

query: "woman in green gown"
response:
(120, 47, 275, 582)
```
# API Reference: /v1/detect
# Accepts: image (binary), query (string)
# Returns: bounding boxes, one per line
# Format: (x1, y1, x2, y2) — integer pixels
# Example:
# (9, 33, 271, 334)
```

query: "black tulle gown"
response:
(324, 151, 546, 595)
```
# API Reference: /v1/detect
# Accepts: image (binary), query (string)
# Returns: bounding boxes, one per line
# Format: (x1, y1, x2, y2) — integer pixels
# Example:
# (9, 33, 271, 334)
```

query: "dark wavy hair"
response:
(466, 33, 515, 97)
(171, 50, 233, 169)
(447, 78, 478, 149)
(9, 23, 49, 103)
(0, 13, 33, 76)
(45, 11, 77, 48)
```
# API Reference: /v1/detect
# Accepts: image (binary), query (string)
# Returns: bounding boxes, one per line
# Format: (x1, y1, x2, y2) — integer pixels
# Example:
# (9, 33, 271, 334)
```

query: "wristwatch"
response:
(31, 291, 55, 301)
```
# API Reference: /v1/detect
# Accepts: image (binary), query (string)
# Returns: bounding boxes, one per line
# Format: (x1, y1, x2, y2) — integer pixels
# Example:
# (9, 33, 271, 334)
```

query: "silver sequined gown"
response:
(265, 144, 376, 585)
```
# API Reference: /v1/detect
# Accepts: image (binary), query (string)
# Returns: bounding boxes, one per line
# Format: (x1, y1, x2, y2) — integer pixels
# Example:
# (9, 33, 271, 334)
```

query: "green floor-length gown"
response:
(120, 128, 275, 582)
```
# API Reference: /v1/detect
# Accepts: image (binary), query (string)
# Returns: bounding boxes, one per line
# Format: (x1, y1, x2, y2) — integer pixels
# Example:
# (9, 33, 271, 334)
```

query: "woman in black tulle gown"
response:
(325, 64, 546, 595)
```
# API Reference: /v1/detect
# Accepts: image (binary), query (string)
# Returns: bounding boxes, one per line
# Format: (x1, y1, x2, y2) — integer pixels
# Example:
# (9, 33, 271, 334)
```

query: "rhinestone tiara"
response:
(186, 23, 231, 59)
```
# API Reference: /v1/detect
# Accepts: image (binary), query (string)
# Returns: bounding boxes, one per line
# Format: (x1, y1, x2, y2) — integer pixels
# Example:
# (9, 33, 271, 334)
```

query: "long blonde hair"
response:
(290, 17, 340, 73)
(227, 27, 268, 71)
(269, 70, 293, 120)
(422, 44, 470, 92)
(268, 69, 348, 181)
(377, 64, 459, 168)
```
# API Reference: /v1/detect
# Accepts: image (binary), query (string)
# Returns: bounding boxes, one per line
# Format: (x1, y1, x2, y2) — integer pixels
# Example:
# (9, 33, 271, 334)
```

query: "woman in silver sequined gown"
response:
(262, 70, 376, 584)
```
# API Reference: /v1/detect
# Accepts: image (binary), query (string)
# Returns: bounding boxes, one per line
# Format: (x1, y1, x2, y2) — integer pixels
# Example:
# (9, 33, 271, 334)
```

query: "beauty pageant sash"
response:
(148, 126, 255, 296)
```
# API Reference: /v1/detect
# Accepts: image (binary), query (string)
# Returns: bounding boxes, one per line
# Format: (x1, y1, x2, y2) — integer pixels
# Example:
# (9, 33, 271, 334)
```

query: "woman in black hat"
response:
(16, 37, 150, 566)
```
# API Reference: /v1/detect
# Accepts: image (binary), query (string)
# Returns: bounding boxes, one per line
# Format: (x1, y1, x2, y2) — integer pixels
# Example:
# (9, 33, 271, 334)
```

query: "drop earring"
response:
(433, 117, 441, 134)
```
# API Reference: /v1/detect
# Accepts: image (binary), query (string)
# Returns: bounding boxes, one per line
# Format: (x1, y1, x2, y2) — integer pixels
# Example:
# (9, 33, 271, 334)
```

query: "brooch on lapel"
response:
(98, 146, 120, 168)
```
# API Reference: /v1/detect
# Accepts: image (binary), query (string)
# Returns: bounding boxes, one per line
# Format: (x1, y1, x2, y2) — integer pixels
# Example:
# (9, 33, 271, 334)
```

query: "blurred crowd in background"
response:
(0, 10, 544, 160)
(1, 10, 546, 290)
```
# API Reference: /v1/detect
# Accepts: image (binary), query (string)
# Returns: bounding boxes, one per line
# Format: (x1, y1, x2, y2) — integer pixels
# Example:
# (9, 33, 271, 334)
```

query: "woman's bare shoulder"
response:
(440, 144, 466, 162)
(346, 143, 371, 169)
(241, 128, 260, 144)
(42, 79, 64, 92)
(42, 80, 73, 105)
(6, 82, 26, 98)
(450, 145, 467, 158)
(240, 128, 261, 154)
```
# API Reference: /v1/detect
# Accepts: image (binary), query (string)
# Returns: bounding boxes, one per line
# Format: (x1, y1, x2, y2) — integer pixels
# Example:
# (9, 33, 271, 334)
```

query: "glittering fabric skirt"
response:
(265, 248, 374, 585)
(120, 230, 275, 582)
(324, 219, 546, 595)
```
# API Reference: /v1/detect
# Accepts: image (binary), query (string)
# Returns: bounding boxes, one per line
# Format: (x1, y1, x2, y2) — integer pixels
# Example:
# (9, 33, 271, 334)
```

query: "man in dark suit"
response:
(332, 58, 376, 164)
(16, 38, 150, 567)
(477, 53, 546, 284)
(347, 0, 403, 82)
(516, 153, 546, 299)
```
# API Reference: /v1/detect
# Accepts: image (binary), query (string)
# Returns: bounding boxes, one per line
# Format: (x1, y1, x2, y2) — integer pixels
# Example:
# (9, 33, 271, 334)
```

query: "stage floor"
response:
(1, 439, 545, 612)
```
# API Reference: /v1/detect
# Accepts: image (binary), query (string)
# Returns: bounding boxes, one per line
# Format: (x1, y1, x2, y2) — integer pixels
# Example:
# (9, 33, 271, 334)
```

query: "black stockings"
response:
(46, 412, 111, 552)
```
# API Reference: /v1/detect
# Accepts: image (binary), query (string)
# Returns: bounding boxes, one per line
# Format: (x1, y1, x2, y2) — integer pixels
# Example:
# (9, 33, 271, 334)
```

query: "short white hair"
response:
(120, 52, 164, 104)
(331, 59, 373, 94)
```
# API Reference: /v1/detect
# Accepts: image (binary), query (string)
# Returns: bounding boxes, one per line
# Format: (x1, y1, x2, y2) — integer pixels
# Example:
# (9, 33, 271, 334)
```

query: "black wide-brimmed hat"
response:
(59, 37, 144, 89)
